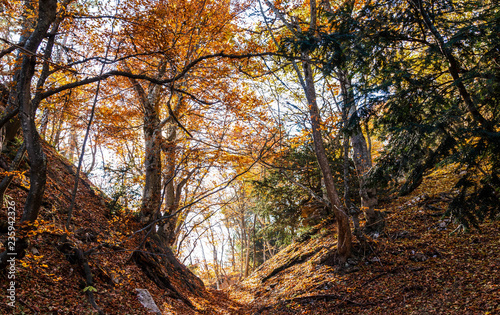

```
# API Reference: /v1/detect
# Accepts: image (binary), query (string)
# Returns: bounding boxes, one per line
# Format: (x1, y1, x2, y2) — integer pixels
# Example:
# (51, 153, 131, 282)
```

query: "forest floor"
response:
(227, 167, 500, 314)
(0, 143, 238, 315)
(1, 142, 499, 314)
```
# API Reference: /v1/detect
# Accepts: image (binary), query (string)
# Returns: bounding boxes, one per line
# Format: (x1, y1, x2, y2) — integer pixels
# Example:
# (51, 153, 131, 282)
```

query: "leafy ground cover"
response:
(1, 143, 498, 314)
(229, 167, 500, 314)
(0, 143, 238, 314)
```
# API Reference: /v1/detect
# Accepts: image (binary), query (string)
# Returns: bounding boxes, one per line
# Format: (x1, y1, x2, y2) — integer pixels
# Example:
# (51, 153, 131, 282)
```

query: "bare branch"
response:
(40, 52, 279, 100)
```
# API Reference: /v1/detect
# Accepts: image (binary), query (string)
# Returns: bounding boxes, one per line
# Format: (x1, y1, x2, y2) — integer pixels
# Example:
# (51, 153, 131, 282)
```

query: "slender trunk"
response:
(226, 224, 236, 273)
(342, 134, 360, 232)
(199, 239, 210, 281)
(252, 213, 257, 271)
(39, 107, 50, 137)
(240, 209, 247, 277)
(219, 241, 226, 286)
(51, 91, 71, 147)
(84, 139, 97, 174)
(364, 120, 372, 163)
(40, 29, 67, 140)
(303, 60, 352, 263)
(68, 129, 78, 163)
(244, 237, 250, 278)
(263, 241, 266, 263)
(51, 110, 63, 146)
(210, 235, 219, 289)
(339, 75, 383, 232)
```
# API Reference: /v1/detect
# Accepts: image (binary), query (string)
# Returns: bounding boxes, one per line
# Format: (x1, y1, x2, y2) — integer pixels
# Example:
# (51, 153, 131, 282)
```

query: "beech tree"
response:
(0, 0, 273, 271)
(0, 0, 71, 267)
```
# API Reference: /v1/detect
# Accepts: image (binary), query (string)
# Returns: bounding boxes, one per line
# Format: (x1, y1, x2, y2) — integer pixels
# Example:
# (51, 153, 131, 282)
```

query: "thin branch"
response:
(132, 137, 277, 236)
(66, 5, 118, 229)
(166, 95, 193, 138)
(172, 87, 220, 106)
(40, 52, 279, 100)
(0, 37, 76, 73)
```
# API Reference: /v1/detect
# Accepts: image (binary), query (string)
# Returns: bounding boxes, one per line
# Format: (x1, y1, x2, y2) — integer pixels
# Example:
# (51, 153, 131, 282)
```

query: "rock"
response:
(136, 289, 161, 314)
(370, 256, 381, 263)
(409, 252, 428, 262)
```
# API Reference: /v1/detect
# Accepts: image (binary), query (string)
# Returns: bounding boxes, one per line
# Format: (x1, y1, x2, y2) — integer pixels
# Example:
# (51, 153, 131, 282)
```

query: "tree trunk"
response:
(226, 223, 236, 273)
(199, 238, 211, 282)
(252, 213, 257, 271)
(339, 74, 384, 232)
(239, 207, 248, 277)
(302, 60, 352, 263)
(1, 0, 57, 270)
(39, 107, 50, 138)
(68, 129, 79, 163)
(342, 133, 360, 232)
(141, 110, 162, 224)
(157, 120, 178, 247)
(244, 237, 250, 278)
(18, 0, 58, 223)
(264, 0, 352, 263)
(0, 142, 26, 202)
(126, 63, 165, 227)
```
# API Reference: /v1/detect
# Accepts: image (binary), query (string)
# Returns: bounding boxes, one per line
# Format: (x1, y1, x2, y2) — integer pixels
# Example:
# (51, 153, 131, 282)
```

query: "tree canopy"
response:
(0, 0, 498, 311)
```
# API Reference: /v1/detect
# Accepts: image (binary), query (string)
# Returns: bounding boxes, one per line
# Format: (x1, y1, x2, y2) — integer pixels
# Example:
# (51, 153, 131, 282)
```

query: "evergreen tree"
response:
(358, 0, 500, 227)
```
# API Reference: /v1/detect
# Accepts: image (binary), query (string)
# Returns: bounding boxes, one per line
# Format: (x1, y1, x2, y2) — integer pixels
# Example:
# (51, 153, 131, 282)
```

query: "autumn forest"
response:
(0, 0, 498, 314)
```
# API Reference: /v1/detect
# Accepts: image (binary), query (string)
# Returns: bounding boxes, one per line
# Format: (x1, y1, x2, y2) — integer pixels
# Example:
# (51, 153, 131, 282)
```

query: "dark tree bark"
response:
(0, 142, 26, 202)
(0, 0, 58, 269)
(17, 0, 58, 222)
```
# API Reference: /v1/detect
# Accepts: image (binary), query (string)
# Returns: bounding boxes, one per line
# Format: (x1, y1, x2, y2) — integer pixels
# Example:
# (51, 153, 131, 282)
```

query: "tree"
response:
(362, 0, 499, 227)
(252, 134, 352, 243)
(0, 0, 273, 273)
(0, 0, 69, 267)
(93, 0, 276, 251)
(259, 0, 353, 263)
(313, 0, 385, 231)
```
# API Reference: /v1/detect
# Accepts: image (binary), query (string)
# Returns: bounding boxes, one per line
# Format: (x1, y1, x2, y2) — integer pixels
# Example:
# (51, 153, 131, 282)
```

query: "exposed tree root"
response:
(75, 248, 104, 315)
(57, 243, 103, 314)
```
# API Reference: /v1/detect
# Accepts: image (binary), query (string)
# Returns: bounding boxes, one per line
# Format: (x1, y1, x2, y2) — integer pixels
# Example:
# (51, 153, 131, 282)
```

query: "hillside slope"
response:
(1, 142, 498, 314)
(230, 169, 500, 314)
(0, 142, 240, 314)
